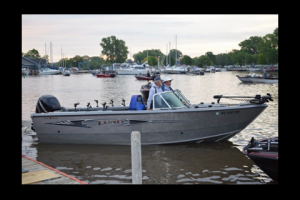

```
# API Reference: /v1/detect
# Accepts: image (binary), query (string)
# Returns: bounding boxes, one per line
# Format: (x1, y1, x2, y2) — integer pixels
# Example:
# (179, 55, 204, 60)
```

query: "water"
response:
(22, 71, 278, 184)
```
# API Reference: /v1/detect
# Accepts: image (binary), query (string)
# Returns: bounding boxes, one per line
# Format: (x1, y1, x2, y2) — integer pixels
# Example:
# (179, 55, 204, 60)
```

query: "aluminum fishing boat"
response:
(30, 90, 273, 145)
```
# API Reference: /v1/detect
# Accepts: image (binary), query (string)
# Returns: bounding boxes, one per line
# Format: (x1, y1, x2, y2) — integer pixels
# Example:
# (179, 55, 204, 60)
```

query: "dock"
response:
(22, 155, 87, 185)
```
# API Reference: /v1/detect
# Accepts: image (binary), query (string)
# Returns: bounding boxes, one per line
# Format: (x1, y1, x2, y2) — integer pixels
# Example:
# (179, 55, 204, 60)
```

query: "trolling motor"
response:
(95, 100, 99, 107)
(213, 93, 273, 104)
(122, 99, 126, 106)
(260, 93, 273, 102)
(74, 102, 80, 111)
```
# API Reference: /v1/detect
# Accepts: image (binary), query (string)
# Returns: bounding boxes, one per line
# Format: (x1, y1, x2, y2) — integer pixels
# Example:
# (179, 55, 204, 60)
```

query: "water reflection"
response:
(32, 141, 274, 184)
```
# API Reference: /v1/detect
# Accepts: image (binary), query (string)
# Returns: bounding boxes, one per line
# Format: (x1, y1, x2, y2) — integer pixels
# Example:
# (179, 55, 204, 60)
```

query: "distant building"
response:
(22, 57, 48, 75)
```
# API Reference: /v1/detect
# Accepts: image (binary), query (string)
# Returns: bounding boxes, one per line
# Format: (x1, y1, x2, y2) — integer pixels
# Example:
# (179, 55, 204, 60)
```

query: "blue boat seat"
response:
(129, 95, 146, 110)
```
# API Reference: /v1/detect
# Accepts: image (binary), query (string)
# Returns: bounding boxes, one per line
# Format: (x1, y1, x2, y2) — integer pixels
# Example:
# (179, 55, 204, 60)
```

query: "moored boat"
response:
(95, 70, 117, 78)
(135, 72, 160, 80)
(30, 90, 273, 145)
(249, 77, 278, 83)
(116, 61, 148, 75)
(39, 68, 61, 75)
(236, 74, 253, 83)
(186, 70, 204, 76)
(135, 74, 154, 80)
(243, 137, 278, 181)
(62, 69, 71, 76)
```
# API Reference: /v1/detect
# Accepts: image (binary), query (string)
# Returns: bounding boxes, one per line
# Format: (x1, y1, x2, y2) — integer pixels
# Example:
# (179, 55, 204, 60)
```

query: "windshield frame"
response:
(152, 91, 186, 110)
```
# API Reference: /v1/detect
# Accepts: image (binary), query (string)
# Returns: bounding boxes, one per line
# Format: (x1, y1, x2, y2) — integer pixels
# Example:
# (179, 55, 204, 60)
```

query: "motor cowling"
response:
(35, 94, 62, 113)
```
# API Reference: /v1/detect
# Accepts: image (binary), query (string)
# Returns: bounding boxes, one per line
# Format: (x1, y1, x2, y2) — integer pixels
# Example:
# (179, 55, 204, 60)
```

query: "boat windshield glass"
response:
(172, 89, 191, 107)
(153, 91, 186, 110)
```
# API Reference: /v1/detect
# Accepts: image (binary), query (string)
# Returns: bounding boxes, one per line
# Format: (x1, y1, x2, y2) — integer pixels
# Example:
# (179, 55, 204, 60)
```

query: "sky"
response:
(22, 14, 278, 63)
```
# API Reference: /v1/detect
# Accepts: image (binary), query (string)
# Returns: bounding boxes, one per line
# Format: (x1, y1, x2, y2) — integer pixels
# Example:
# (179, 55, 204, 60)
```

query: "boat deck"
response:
(22, 155, 87, 184)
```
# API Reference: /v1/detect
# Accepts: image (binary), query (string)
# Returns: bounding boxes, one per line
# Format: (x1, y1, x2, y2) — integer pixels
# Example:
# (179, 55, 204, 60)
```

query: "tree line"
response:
(22, 27, 278, 70)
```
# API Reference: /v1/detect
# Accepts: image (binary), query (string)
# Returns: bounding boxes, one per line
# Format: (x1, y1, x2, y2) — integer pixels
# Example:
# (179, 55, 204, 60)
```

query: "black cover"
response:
(35, 94, 62, 113)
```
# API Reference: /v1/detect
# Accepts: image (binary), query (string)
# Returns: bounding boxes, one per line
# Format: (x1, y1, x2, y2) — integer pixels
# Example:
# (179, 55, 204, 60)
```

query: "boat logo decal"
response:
(45, 118, 186, 128)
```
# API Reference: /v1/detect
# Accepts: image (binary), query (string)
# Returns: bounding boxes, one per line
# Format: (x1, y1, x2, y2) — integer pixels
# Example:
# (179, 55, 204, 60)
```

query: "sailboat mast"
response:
(45, 43, 46, 67)
(175, 35, 177, 66)
(169, 42, 171, 65)
(61, 47, 62, 68)
(50, 42, 53, 68)
(166, 44, 168, 65)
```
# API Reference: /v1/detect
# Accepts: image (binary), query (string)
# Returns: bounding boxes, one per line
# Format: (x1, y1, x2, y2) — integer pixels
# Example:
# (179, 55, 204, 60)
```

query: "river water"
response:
(22, 71, 278, 184)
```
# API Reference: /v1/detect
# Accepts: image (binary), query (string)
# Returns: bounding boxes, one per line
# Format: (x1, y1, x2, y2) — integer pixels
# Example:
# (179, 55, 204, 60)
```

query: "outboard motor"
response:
(35, 94, 62, 113)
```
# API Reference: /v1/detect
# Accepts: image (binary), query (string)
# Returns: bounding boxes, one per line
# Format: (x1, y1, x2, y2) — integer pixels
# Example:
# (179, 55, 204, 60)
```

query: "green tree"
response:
(205, 52, 216, 65)
(100, 36, 129, 63)
(258, 33, 278, 64)
(133, 49, 164, 64)
(239, 36, 263, 55)
(88, 56, 106, 70)
(68, 55, 84, 68)
(145, 56, 158, 66)
(257, 53, 267, 64)
(197, 55, 213, 67)
(169, 49, 182, 65)
(215, 53, 227, 66)
(42, 55, 50, 64)
(23, 48, 41, 58)
(181, 55, 193, 65)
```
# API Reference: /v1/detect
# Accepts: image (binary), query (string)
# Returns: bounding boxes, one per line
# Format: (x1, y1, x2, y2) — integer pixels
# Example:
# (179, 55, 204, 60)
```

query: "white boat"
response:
(30, 89, 273, 145)
(237, 73, 278, 83)
(236, 75, 253, 83)
(205, 66, 216, 73)
(22, 67, 30, 76)
(116, 61, 148, 75)
(39, 68, 61, 75)
(249, 77, 278, 83)
(186, 67, 204, 75)
(161, 65, 188, 74)
(215, 68, 227, 72)
(62, 70, 71, 76)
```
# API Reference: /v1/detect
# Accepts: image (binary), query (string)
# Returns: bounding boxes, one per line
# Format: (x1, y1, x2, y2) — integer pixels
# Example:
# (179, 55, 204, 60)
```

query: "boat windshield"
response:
(172, 89, 191, 107)
(153, 91, 186, 110)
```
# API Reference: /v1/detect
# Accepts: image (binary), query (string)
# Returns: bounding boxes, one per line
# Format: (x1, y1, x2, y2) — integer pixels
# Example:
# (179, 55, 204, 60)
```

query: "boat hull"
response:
(236, 75, 252, 83)
(31, 104, 267, 145)
(243, 137, 278, 181)
(116, 69, 148, 75)
(96, 74, 116, 78)
(246, 153, 278, 181)
(249, 77, 278, 83)
(135, 75, 153, 80)
(39, 71, 61, 75)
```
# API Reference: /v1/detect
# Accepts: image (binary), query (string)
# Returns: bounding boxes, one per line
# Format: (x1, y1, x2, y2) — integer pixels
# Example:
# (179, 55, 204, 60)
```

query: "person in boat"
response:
(151, 72, 160, 80)
(146, 70, 151, 77)
(161, 76, 186, 105)
(161, 76, 173, 91)
(147, 76, 164, 110)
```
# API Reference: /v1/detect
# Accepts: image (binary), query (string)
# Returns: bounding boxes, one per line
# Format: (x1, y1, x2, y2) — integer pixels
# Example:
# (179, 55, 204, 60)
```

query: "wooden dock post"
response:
(131, 131, 142, 184)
